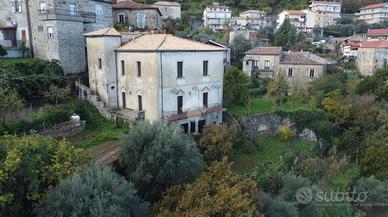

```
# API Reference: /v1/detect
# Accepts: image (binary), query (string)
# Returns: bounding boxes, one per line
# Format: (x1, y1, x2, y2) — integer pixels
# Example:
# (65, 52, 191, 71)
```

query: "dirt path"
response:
(87, 140, 120, 166)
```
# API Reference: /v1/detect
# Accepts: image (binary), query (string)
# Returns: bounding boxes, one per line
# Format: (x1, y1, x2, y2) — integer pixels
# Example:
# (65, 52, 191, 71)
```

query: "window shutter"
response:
(11, 1, 15, 13)
(19, 1, 22, 12)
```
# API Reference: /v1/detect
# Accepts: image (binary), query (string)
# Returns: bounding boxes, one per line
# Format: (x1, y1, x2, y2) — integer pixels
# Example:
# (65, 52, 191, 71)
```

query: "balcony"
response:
(39, 8, 96, 23)
(112, 108, 145, 121)
(163, 104, 223, 122)
(251, 67, 274, 78)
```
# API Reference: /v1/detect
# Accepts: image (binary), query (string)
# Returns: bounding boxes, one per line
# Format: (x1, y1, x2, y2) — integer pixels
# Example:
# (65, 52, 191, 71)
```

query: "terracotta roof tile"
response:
(245, 46, 282, 55)
(367, 28, 388, 36)
(113, 0, 158, 10)
(284, 10, 306, 15)
(360, 3, 388, 10)
(360, 40, 388, 48)
(117, 34, 227, 51)
(280, 51, 331, 65)
(153, 1, 180, 7)
(83, 27, 121, 37)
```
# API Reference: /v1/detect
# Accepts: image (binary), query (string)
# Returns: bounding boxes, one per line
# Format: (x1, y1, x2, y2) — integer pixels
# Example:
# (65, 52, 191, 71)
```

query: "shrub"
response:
(0, 45, 7, 57)
(37, 166, 149, 217)
(118, 121, 203, 201)
(278, 127, 296, 142)
(354, 177, 388, 207)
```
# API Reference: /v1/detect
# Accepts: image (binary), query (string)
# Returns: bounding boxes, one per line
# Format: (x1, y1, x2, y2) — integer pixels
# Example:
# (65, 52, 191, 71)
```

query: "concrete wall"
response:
(113, 9, 161, 30)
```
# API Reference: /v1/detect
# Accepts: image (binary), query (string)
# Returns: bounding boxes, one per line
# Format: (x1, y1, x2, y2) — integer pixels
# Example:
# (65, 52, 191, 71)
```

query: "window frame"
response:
(121, 60, 125, 75)
(203, 92, 208, 108)
(288, 68, 294, 77)
(138, 95, 143, 111)
(98, 58, 102, 69)
(137, 61, 141, 77)
(203, 60, 208, 76)
(177, 95, 183, 114)
(122, 92, 126, 108)
(118, 13, 125, 23)
(47, 26, 54, 39)
(309, 69, 315, 78)
(177, 61, 183, 78)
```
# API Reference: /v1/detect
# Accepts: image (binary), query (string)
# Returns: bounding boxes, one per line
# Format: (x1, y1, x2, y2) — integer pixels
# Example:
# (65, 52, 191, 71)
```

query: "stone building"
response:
(243, 47, 333, 86)
(357, 40, 388, 76)
(203, 3, 231, 31)
(27, 0, 114, 74)
(357, 3, 388, 24)
(153, 1, 181, 20)
(340, 35, 364, 58)
(113, 0, 162, 30)
(0, 0, 31, 57)
(84, 28, 228, 133)
(309, 0, 342, 27)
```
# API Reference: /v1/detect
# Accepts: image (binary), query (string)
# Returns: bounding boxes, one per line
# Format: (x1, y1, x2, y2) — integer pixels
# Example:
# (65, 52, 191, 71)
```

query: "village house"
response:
(84, 28, 227, 133)
(0, 0, 31, 57)
(357, 40, 388, 76)
(25, 0, 114, 74)
(230, 10, 271, 30)
(367, 29, 388, 40)
(113, 0, 162, 31)
(276, 10, 311, 31)
(203, 3, 231, 31)
(153, 1, 181, 20)
(340, 35, 364, 58)
(243, 46, 333, 86)
(357, 3, 388, 24)
(309, 0, 342, 27)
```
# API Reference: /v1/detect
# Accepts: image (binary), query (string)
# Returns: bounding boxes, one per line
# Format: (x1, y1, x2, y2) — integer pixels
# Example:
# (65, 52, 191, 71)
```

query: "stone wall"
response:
(238, 112, 287, 138)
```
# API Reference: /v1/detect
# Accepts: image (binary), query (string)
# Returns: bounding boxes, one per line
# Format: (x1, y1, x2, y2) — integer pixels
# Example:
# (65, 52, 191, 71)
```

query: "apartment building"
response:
(0, 0, 30, 57)
(113, 0, 162, 30)
(243, 47, 333, 86)
(84, 28, 227, 133)
(203, 3, 231, 31)
(230, 10, 271, 30)
(153, 1, 181, 19)
(357, 40, 388, 76)
(27, 0, 114, 74)
(277, 10, 312, 31)
(357, 3, 388, 24)
(340, 35, 364, 58)
(309, 0, 341, 27)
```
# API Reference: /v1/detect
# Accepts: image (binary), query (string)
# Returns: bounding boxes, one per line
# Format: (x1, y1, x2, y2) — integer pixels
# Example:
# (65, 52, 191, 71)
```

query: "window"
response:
(122, 92, 126, 108)
(264, 60, 270, 70)
(203, 92, 208, 108)
(98, 58, 102, 69)
(190, 121, 196, 133)
(121, 60, 125, 75)
(69, 4, 76, 16)
(3, 29, 17, 46)
(136, 13, 146, 29)
(39, 2, 46, 13)
(12, 1, 22, 13)
(177, 61, 183, 78)
(177, 96, 183, 114)
(138, 95, 143, 111)
(118, 14, 125, 23)
(180, 123, 189, 134)
(288, 68, 293, 77)
(38, 26, 43, 32)
(203, 60, 208, 76)
(198, 120, 206, 133)
(137, 61, 141, 77)
(309, 69, 315, 78)
(96, 4, 103, 16)
(253, 60, 259, 69)
(47, 26, 54, 39)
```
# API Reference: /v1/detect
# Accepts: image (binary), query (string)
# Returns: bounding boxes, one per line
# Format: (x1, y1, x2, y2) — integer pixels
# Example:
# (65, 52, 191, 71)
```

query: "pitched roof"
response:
(360, 3, 388, 10)
(280, 51, 331, 65)
(367, 28, 388, 36)
(284, 10, 306, 15)
(245, 47, 282, 55)
(153, 1, 180, 7)
(83, 27, 121, 37)
(116, 34, 228, 51)
(113, 0, 158, 10)
(360, 40, 388, 48)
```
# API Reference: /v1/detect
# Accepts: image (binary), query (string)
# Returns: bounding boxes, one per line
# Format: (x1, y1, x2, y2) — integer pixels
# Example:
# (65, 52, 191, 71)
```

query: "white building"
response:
(203, 3, 231, 31)
(309, 0, 341, 27)
(276, 10, 311, 31)
(231, 10, 271, 30)
(84, 28, 227, 133)
(153, 1, 181, 19)
(357, 3, 388, 24)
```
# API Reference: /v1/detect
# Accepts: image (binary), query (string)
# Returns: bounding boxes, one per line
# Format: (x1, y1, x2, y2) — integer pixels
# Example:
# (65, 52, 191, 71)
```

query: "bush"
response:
(278, 127, 296, 142)
(118, 121, 203, 201)
(0, 45, 7, 57)
(37, 166, 149, 217)
(354, 177, 388, 207)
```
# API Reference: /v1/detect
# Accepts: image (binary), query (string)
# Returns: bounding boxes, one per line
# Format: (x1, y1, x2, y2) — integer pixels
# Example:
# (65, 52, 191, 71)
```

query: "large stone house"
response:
(203, 3, 231, 31)
(22, 0, 114, 74)
(113, 0, 162, 30)
(243, 47, 333, 86)
(0, 0, 30, 57)
(153, 1, 181, 20)
(357, 3, 388, 24)
(357, 40, 388, 76)
(84, 28, 227, 133)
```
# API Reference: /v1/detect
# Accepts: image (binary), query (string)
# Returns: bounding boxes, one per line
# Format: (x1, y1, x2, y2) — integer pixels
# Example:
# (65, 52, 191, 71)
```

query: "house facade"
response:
(309, 0, 341, 27)
(357, 3, 388, 24)
(203, 3, 231, 31)
(277, 10, 310, 31)
(357, 40, 388, 76)
(243, 47, 333, 86)
(231, 10, 271, 30)
(153, 1, 181, 19)
(0, 0, 30, 57)
(27, 0, 113, 74)
(85, 29, 227, 133)
(113, 0, 162, 31)
(340, 35, 364, 58)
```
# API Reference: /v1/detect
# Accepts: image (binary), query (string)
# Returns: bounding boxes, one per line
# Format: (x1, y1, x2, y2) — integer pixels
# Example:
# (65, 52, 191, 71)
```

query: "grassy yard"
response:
(0, 57, 43, 65)
(232, 136, 317, 175)
(228, 97, 310, 116)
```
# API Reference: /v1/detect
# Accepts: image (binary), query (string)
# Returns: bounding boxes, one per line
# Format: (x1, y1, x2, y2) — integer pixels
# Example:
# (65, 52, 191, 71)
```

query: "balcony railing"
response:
(163, 103, 223, 122)
(39, 8, 96, 23)
(112, 108, 145, 121)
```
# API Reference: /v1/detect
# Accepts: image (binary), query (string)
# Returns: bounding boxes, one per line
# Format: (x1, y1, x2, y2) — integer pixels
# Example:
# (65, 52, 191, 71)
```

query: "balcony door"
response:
(136, 14, 146, 29)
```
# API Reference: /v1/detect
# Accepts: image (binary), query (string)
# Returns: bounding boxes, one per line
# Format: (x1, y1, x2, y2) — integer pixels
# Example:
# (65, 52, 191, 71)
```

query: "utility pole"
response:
(25, 0, 34, 57)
